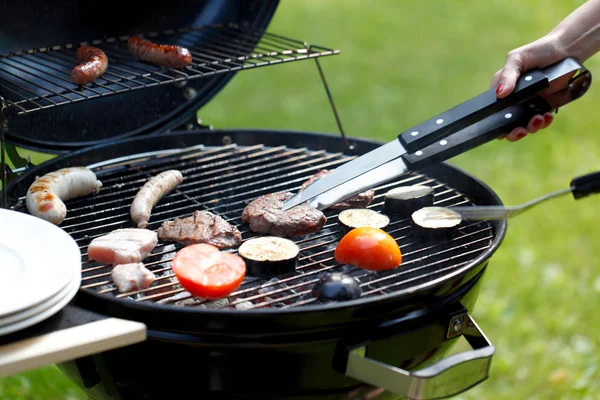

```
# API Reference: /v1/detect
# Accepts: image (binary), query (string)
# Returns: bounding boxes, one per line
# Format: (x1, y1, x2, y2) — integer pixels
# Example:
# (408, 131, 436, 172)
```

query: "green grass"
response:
(3, 0, 600, 398)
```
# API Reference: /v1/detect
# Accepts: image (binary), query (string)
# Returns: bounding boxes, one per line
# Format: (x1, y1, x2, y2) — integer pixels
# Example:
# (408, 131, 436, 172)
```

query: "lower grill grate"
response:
(11, 143, 494, 310)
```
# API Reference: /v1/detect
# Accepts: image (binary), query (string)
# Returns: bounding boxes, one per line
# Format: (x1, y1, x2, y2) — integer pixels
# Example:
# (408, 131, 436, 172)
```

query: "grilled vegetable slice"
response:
(337, 209, 390, 235)
(238, 236, 299, 278)
(312, 272, 362, 301)
(334, 227, 402, 271)
(383, 185, 434, 218)
(410, 206, 462, 241)
(171, 244, 246, 299)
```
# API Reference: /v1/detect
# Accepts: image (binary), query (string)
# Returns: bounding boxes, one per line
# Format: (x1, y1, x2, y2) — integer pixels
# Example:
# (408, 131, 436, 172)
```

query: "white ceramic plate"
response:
(0, 266, 79, 328)
(0, 209, 81, 317)
(0, 267, 81, 336)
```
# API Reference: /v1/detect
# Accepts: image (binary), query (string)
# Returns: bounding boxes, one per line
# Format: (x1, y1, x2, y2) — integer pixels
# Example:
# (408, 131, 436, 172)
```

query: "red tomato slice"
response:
(171, 244, 246, 299)
(334, 227, 402, 271)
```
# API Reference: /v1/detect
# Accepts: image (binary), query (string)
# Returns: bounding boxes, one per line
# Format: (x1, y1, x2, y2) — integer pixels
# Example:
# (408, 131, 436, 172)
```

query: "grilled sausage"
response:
(26, 166, 102, 225)
(127, 36, 192, 68)
(71, 46, 108, 85)
(130, 170, 184, 228)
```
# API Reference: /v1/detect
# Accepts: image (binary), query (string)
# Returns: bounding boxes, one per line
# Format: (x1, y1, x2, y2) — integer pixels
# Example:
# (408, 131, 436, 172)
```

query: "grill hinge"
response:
(177, 114, 214, 132)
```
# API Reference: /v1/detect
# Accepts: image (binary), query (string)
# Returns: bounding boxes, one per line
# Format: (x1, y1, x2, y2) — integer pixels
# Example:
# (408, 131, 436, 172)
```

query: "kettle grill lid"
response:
(0, 0, 284, 152)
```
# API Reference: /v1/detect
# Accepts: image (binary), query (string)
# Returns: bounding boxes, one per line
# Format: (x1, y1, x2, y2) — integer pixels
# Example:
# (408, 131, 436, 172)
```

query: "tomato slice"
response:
(171, 244, 246, 299)
(334, 227, 402, 271)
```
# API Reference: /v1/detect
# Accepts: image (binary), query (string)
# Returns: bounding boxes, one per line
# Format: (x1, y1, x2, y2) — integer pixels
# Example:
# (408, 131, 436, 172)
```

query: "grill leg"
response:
(312, 52, 353, 153)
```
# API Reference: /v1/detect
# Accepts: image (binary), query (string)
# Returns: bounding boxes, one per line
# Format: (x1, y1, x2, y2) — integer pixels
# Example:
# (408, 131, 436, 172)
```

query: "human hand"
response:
(490, 34, 564, 142)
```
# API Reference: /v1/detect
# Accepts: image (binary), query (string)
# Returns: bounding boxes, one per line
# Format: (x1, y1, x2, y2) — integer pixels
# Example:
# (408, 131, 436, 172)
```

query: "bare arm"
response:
(492, 0, 600, 141)
(550, 0, 600, 66)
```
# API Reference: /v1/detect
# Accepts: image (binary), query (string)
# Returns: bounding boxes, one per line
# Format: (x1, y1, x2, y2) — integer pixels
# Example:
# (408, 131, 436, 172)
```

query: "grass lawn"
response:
(2, 0, 600, 399)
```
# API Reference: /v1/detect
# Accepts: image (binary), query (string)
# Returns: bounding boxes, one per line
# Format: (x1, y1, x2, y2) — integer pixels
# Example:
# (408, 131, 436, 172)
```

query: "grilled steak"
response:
(157, 210, 242, 249)
(300, 169, 374, 209)
(242, 192, 326, 237)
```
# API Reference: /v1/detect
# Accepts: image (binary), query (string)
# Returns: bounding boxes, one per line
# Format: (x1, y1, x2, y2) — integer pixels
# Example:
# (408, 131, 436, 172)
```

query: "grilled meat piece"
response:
(157, 210, 242, 249)
(127, 36, 192, 68)
(88, 228, 158, 265)
(111, 262, 156, 293)
(242, 192, 326, 237)
(130, 170, 183, 229)
(26, 166, 102, 225)
(71, 46, 108, 85)
(300, 169, 375, 209)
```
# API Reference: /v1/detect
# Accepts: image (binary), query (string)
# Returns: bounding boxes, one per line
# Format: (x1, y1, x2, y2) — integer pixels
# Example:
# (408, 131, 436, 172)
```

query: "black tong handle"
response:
(398, 69, 549, 152)
(403, 95, 552, 170)
(571, 171, 600, 199)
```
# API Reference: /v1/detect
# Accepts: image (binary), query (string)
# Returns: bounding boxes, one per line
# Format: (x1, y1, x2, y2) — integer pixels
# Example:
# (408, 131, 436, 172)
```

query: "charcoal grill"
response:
(4, 129, 504, 400)
(0, 1, 556, 399)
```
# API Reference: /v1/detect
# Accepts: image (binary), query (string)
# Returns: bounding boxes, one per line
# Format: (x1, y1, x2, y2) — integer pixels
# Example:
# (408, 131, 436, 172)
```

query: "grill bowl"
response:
(4, 129, 507, 399)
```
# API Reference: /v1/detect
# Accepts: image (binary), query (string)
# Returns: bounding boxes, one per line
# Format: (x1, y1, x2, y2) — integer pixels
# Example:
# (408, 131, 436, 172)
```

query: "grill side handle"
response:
(338, 313, 494, 400)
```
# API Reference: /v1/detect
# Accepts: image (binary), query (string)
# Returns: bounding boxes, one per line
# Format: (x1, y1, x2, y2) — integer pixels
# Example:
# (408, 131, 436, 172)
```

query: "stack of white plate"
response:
(0, 209, 81, 336)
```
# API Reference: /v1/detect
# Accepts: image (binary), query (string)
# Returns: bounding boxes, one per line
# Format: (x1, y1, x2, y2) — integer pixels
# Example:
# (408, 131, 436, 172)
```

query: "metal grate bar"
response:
(27, 144, 493, 310)
(78, 186, 459, 284)
(71, 159, 340, 232)
(20, 53, 107, 95)
(10, 143, 495, 310)
(48, 50, 149, 90)
(61, 148, 324, 226)
(0, 24, 340, 115)
(177, 33, 267, 66)
(69, 155, 351, 239)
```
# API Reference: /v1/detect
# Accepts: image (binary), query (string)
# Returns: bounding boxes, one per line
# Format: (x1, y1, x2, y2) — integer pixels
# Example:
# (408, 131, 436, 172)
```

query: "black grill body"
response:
(56, 272, 485, 400)
(5, 130, 506, 399)
(0, 0, 281, 151)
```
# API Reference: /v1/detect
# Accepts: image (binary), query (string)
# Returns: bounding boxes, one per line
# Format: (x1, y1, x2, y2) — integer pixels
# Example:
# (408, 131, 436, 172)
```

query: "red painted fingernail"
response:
(496, 84, 504, 94)
(516, 132, 526, 139)
(533, 118, 543, 128)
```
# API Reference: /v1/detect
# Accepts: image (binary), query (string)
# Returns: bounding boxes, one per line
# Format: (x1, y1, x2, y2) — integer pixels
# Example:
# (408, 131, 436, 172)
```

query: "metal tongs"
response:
(282, 57, 593, 211)
(448, 170, 600, 221)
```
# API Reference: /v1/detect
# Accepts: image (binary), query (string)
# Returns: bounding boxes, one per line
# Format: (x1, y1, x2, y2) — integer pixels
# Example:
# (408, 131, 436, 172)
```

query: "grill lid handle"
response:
(343, 313, 493, 400)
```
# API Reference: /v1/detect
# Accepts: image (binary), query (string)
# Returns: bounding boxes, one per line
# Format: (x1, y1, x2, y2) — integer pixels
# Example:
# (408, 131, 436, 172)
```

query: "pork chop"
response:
(88, 228, 158, 265)
(157, 210, 242, 249)
(241, 192, 326, 237)
(300, 169, 375, 209)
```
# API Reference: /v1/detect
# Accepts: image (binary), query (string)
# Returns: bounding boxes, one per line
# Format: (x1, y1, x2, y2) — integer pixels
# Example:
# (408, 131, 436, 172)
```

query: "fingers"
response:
(505, 127, 529, 142)
(490, 34, 563, 143)
(526, 115, 545, 133)
(490, 69, 503, 90)
(542, 112, 554, 129)
(499, 112, 555, 142)
(494, 51, 524, 99)
(491, 35, 565, 99)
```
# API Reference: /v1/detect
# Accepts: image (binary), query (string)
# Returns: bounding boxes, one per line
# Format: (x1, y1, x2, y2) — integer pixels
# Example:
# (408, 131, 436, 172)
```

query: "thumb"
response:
(494, 51, 525, 99)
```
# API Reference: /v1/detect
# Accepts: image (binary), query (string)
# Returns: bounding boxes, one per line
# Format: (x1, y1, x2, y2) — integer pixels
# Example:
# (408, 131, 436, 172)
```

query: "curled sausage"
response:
(130, 170, 183, 228)
(71, 46, 108, 85)
(127, 36, 192, 68)
(26, 166, 102, 225)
